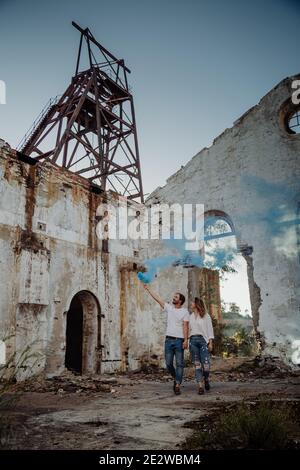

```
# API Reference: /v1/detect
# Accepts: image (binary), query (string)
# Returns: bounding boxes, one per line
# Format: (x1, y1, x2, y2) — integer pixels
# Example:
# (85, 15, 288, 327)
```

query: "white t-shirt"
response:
(189, 312, 214, 343)
(164, 303, 190, 338)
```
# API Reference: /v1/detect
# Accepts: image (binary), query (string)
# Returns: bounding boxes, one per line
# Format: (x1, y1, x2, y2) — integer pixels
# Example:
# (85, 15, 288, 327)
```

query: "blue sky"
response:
(0, 0, 299, 195)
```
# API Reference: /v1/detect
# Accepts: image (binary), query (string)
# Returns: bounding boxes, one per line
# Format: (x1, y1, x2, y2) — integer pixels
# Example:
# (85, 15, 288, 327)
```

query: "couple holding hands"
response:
(144, 284, 214, 395)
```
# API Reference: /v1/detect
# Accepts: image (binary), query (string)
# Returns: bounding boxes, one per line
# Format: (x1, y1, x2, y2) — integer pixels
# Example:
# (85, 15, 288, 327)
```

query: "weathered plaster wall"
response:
(0, 140, 156, 379)
(1, 73, 299, 378)
(119, 265, 189, 371)
(146, 74, 300, 365)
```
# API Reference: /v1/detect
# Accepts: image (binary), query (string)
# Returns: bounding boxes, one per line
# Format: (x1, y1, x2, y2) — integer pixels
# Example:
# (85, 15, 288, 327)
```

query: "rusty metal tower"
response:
(17, 22, 144, 202)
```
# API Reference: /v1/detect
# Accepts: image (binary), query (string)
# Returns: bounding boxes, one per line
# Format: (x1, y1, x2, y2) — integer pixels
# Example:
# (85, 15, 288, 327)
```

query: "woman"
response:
(189, 298, 214, 394)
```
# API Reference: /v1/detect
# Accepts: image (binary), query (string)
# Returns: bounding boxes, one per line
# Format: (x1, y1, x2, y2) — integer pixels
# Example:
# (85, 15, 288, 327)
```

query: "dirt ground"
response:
(2, 356, 300, 450)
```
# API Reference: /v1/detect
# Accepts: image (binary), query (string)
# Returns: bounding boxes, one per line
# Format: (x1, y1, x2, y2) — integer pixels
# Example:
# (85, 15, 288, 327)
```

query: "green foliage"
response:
(212, 319, 256, 357)
(218, 264, 237, 279)
(222, 302, 252, 320)
(232, 327, 256, 356)
(183, 401, 299, 450)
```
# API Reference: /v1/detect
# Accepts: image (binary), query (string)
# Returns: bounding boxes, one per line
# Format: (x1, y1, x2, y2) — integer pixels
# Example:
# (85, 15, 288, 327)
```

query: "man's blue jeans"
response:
(189, 335, 210, 383)
(164, 337, 184, 385)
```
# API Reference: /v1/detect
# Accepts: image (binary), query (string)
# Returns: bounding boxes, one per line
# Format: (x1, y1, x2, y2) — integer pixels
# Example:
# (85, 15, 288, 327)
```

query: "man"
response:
(143, 285, 189, 395)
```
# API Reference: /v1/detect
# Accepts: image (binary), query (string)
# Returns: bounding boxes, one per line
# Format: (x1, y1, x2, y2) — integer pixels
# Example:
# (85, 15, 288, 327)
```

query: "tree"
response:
(229, 303, 241, 315)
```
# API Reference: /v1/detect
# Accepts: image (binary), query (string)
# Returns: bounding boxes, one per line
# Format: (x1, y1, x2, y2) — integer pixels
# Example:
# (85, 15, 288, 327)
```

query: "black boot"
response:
(204, 378, 210, 391)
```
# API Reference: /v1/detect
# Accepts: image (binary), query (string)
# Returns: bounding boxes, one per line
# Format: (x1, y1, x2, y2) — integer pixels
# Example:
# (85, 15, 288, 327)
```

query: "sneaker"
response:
(174, 384, 181, 395)
(204, 378, 210, 391)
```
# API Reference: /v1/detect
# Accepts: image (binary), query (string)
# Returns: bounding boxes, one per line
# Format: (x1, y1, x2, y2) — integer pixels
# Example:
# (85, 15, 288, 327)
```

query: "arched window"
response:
(287, 109, 300, 134)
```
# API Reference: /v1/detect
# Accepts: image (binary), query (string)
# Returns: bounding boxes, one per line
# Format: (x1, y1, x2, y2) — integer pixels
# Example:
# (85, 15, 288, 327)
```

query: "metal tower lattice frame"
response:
(17, 22, 144, 202)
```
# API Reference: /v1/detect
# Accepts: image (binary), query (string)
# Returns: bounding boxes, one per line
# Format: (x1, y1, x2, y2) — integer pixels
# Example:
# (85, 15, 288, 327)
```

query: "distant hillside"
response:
(221, 303, 253, 337)
(222, 310, 252, 320)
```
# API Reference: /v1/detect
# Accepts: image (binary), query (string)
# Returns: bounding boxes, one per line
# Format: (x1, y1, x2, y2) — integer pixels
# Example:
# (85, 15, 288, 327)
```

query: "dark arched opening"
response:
(65, 295, 83, 374)
(65, 290, 101, 375)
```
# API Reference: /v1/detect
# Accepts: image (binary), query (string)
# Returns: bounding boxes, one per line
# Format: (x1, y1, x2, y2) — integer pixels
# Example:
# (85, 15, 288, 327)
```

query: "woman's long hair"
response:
(194, 297, 206, 318)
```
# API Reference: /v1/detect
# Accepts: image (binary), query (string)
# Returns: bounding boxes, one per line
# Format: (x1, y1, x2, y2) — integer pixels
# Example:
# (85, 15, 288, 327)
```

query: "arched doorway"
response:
(65, 295, 83, 373)
(203, 210, 258, 356)
(65, 290, 101, 375)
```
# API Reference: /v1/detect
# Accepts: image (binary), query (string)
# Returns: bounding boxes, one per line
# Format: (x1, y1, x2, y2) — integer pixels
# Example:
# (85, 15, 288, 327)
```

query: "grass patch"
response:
(182, 400, 300, 450)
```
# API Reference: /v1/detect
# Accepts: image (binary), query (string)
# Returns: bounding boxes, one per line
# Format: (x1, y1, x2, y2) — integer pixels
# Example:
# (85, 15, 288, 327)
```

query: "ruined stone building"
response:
(147, 73, 300, 364)
(0, 140, 164, 379)
(0, 73, 299, 379)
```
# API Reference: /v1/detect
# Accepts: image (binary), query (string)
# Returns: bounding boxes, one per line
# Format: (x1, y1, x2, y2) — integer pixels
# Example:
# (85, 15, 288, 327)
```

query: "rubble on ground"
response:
(11, 370, 120, 395)
(4, 356, 299, 396)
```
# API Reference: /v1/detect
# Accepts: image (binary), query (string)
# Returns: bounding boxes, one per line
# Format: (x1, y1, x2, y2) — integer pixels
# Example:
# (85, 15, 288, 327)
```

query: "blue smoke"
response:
(236, 175, 300, 238)
(137, 245, 237, 283)
(137, 175, 300, 284)
(137, 255, 179, 283)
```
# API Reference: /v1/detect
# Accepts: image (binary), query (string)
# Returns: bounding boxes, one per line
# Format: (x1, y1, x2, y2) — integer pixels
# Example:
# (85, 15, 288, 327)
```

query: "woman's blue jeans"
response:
(164, 337, 184, 385)
(189, 335, 210, 383)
